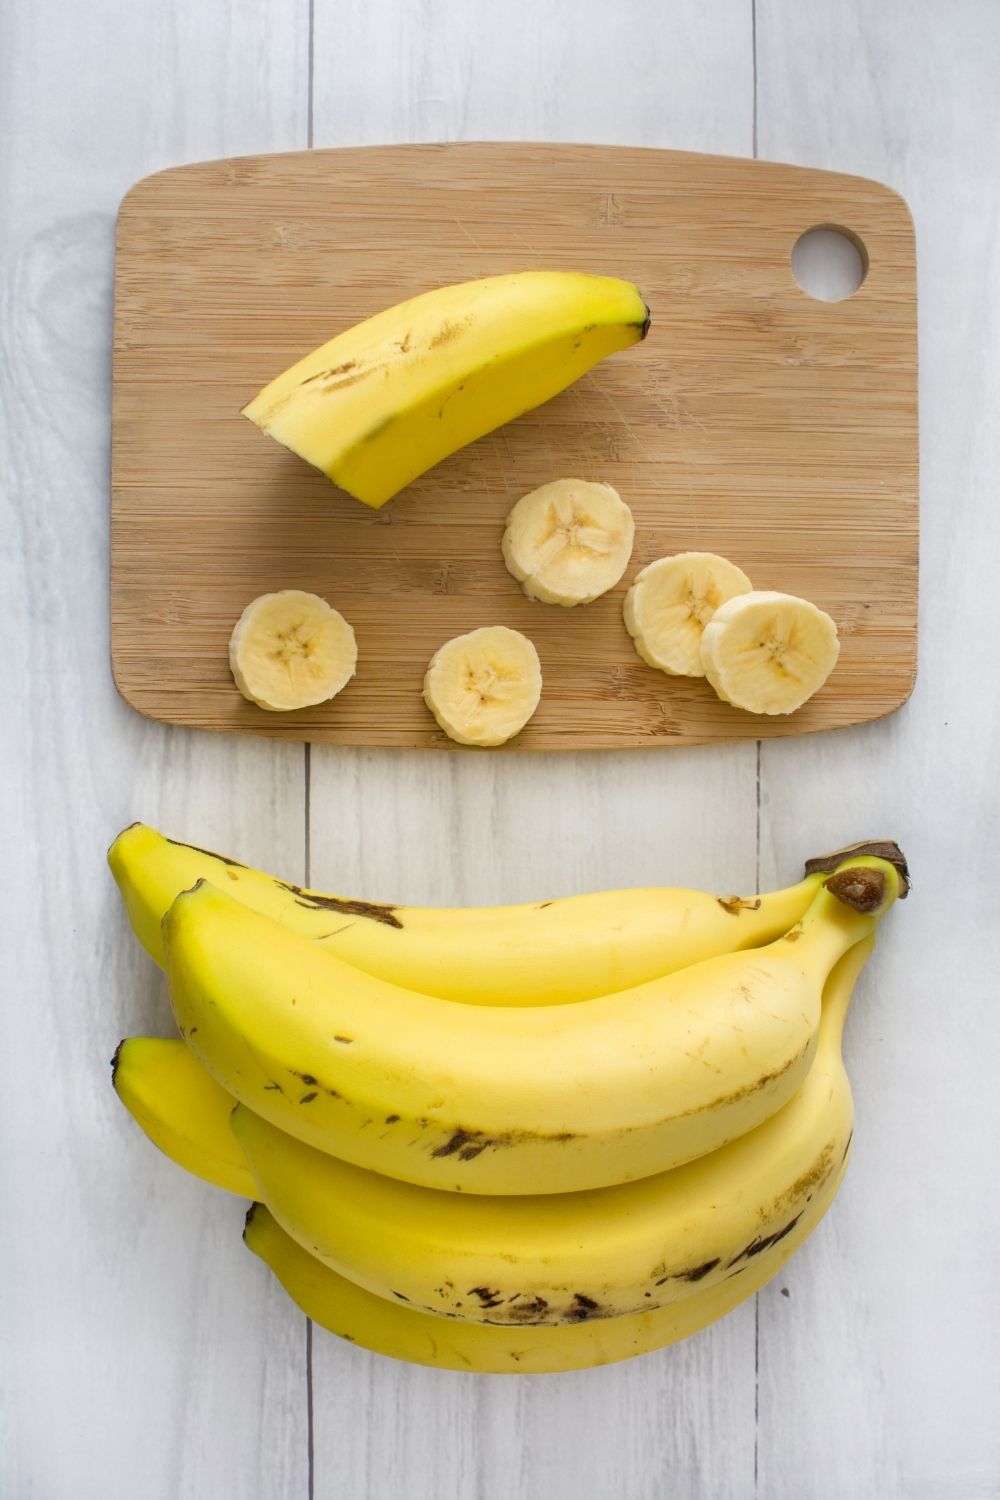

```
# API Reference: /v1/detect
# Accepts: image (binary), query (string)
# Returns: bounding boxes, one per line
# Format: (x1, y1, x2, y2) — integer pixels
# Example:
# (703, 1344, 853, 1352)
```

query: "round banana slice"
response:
(423, 626, 542, 746)
(623, 552, 753, 677)
(501, 479, 635, 606)
(700, 590, 840, 715)
(229, 590, 358, 711)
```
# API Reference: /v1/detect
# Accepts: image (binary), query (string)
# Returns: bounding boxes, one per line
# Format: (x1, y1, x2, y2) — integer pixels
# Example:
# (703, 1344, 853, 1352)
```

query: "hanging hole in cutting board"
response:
(791, 225, 868, 301)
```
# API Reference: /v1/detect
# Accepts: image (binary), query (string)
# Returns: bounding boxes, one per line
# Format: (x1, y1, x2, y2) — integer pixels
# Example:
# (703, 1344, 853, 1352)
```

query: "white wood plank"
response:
(756, 3, 1000, 1496)
(312, 0, 754, 155)
(307, 4, 760, 1497)
(0, 2, 311, 1496)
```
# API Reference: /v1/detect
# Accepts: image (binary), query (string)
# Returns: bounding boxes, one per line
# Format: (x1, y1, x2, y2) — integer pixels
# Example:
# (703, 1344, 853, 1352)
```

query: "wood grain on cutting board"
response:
(111, 141, 917, 748)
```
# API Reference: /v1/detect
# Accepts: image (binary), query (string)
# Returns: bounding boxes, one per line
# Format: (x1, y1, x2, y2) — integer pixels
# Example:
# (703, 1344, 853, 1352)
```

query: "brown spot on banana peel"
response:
(771, 1140, 837, 1216)
(503, 1296, 550, 1322)
(567, 1293, 601, 1322)
(275, 881, 403, 928)
(717, 895, 763, 916)
(804, 840, 910, 897)
(298, 360, 358, 385)
(469, 1286, 505, 1309)
(289, 1069, 339, 1100)
(431, 1125, 578, 1160)
(662, 1257, 721, 1285)
(726, 1211, 804, 1267)
(428, 317, 468, 349)
(165, 834, 246, 870)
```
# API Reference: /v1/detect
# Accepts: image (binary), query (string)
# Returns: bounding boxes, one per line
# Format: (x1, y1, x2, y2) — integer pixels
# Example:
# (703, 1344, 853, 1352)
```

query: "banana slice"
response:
(229, 590, 358, 711)
(502, 479, 635, 606)
(700, 590, 840, 715)
(623, 552, 753, 677)
(423, 626, 542, 746)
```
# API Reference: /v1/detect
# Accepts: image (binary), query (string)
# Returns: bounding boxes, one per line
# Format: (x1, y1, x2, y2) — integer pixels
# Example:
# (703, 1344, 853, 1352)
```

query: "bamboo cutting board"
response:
(111, 142, 917, 749)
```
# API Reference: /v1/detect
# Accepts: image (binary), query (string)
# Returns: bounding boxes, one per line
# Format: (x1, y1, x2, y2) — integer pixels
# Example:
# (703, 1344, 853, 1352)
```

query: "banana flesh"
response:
(422, 626, 541, 746)
(701, 590, 840, 715)
(624, 552, 753, 676)
(107, 822, 829, 1003)
(501, 479, 635, 606)
(162, 860, 900, 1195)
(112, 1037, 254, 1197)
(232, 924, 865, 1324)
(241, 272, 649, 508)
(228, 590, 357, 712)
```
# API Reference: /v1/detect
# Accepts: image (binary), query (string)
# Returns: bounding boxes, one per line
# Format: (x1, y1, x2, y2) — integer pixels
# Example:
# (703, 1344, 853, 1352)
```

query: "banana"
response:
(246, 1179, 844, 1372)
(624, 552, 753, 676)
(422, 626, 541, 746)
(501, 479, 635, 606)
(248, 1165, 847, 1371)
(244, 937, 868, 1370)
(241, 272, 650, 509)
(700, 590, 840, 715)
(111, 1037, 254, 1197)
(228, 590, 357, 712)
(109, 822, 869, 1003)
(163, 856, 902, 1194)
(231, 928, 871, 1324)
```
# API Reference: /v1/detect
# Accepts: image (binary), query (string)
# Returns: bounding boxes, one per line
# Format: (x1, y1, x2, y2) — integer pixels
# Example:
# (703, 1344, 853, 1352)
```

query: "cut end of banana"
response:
(700, 590, 840, 716)
(423, 626, 542, 746)
(502, 479, 635, 607)
(229, 590, 358, 712)
(623, 552, 753, 677)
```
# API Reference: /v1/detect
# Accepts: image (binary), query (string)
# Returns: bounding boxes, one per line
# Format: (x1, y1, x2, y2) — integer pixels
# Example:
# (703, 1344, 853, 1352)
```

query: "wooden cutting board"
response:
(111, 142, 917, 749)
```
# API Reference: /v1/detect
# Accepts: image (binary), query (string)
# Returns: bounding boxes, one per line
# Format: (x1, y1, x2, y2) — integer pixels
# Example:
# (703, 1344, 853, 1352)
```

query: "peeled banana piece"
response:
(229, 590, 357, 711)
(502, 479, 635, 606)
(701, 590, 840, 715)
(232, 920, 867, 1323)
(423, 626, 541, 746)
(624, 552, 753, 676)
(241, 272, 650, 508)
(162, 857, 901, 1194)
(109, 822, 855, 1004)
(112, 1037, 254, 1197)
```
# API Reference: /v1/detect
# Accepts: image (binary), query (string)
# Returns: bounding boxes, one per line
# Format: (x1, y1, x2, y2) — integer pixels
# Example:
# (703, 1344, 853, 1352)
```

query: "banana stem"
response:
(803, 840, 909, 898)
(792, 857, 902, 973)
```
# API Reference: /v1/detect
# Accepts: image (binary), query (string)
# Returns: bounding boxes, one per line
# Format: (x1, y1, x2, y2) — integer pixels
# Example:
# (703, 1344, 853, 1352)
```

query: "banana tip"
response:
(160, 878, 210, 931)
(243, 1202, 260, 1241)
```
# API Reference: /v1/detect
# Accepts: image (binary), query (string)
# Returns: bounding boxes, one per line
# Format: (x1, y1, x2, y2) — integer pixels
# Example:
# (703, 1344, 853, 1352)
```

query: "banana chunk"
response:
(423, 625, 542, 746)
(624, 552, 753, 677)
(229, 590, 357, 712)
(502, 479, 634, 606)
(700, 590, 840, 715)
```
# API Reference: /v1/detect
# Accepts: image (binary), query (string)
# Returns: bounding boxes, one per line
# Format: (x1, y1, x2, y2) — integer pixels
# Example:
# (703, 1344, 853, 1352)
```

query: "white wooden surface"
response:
(2, 1, 998, 1496)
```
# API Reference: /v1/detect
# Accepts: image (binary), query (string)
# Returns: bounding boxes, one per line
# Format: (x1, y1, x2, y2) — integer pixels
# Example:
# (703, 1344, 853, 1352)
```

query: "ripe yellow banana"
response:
(241, 272, 650, 508)
(108, 823, 874, 1005)
(111, 1037, 254, 1197)
(243, 938, 869, 1372)
(231, 930, 871, 1324)
(245, 1184, 844, 1373)
(163, 857, 901, 1195)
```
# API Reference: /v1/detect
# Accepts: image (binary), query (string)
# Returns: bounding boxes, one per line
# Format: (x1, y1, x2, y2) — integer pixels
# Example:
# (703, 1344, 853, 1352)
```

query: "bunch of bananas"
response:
(109, 825, 908, 1374)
